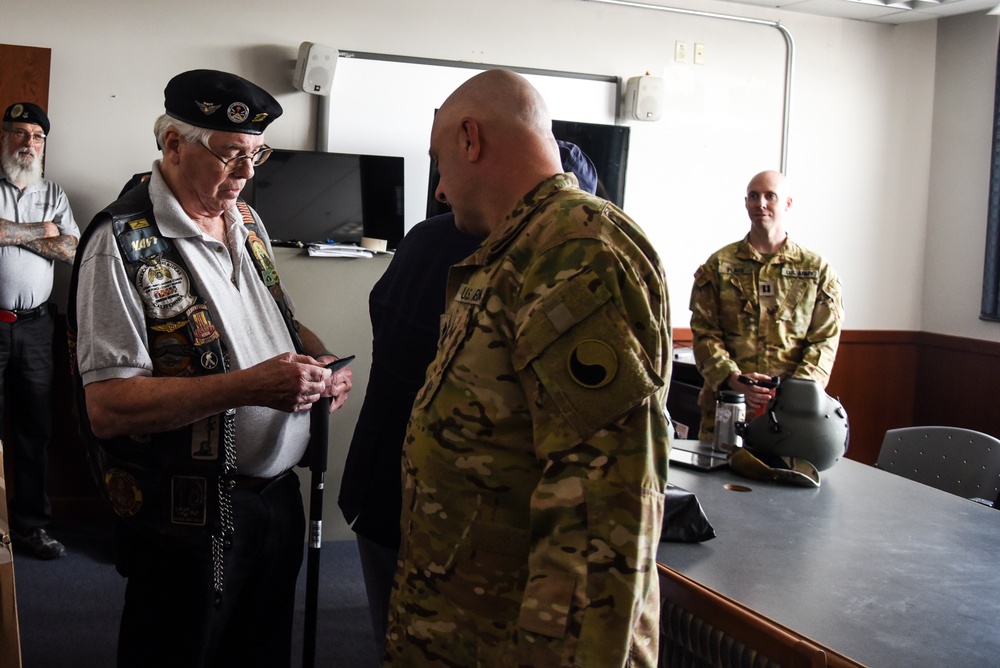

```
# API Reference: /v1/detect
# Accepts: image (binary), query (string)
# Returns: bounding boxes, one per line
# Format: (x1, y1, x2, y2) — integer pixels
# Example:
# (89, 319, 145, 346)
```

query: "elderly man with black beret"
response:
(0, 102, 78, 561)
(69, 70, 353, 667)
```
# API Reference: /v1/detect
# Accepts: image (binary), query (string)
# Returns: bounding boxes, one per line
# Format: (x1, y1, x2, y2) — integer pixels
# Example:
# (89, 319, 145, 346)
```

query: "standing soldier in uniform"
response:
(383, 69, 671, 667)
(689, 169, 843, 441)
(0, 102, 78, 560)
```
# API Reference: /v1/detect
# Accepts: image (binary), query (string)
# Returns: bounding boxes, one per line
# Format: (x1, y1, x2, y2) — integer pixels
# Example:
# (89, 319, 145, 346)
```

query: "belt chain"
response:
(212, 391, 237, 607)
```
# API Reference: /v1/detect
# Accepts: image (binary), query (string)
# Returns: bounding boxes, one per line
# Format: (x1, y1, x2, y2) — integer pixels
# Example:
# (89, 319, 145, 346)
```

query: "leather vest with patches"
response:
(68, 182, 301, 541)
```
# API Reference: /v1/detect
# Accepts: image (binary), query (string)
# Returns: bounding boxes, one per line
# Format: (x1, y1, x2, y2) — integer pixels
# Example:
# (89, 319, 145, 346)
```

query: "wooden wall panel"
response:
(0, 44, 51, 116)
(912, 333, 1000, 437)
(45, 302, 1000, 511)
(826, 332, 920, 464)
(671, 329, 998, 465)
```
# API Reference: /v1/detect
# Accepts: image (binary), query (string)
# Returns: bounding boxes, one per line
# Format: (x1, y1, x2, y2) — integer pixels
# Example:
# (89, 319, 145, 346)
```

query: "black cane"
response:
(303, 394, 329, 668)
(303, 356, 353, 668)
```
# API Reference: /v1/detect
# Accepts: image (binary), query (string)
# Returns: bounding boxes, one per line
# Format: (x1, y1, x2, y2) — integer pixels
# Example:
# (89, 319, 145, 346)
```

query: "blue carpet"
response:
(13, 519, 379, 668)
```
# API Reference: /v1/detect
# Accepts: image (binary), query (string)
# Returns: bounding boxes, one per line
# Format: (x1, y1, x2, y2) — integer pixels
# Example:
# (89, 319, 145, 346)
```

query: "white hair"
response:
(153, 113, 215, 153)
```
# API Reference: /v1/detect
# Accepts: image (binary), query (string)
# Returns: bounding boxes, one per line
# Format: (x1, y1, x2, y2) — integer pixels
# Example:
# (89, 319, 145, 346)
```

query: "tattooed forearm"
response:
(0, 218, 50, 247)
(24, 235, 78, 264)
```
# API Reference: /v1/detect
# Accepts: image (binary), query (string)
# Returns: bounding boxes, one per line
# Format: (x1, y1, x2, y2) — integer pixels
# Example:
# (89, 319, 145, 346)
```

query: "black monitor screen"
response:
(244, 149, 405, 249)
(426, 118, 630, 218)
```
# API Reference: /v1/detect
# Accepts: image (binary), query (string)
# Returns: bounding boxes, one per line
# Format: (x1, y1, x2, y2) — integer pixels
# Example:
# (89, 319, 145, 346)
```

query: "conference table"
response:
(657, 454, 1000, 667)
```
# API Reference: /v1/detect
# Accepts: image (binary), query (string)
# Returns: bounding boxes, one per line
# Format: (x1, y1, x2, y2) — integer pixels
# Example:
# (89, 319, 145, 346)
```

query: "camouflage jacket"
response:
(385, 174, 672, 668)
(689, 235, 843, 436)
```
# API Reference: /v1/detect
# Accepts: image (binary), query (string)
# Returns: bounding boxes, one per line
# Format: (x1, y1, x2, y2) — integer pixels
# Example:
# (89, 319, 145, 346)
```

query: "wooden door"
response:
(0, 42, 51, 668)
(0, 44, 51, 114)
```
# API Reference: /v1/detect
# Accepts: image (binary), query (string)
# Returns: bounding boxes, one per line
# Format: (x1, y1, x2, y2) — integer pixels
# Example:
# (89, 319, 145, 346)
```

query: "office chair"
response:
(658, 563, 863, 668)
(875, 426, 1000, 503)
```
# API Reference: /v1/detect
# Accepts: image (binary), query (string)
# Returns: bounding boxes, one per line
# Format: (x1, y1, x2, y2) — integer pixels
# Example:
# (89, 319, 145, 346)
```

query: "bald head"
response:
(439, 69, 552, 136)
(745, 170, 793, 244)
(430, 70, 563, 235)
(747, 170, 790, 196)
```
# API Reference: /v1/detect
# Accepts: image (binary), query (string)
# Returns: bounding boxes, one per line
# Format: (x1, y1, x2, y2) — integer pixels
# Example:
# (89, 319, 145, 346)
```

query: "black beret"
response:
(164, 69, 281, 135)
(3, 102, 50, 135)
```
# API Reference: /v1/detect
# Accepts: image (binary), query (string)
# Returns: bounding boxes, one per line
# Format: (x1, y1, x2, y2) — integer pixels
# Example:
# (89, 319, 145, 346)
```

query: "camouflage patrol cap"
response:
(164, 69, 282, 135)
(3, 102, 49, 135)
(729, 447, 821, 488)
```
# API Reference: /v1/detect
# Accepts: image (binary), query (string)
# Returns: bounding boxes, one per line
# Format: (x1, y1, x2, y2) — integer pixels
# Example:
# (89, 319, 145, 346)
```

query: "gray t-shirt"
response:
(75, 163, 310, 477)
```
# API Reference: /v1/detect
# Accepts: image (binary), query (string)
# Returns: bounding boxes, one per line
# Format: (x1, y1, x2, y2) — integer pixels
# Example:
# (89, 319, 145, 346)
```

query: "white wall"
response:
(3, 0, 997, 536)
(923, 13, 1000, 338)
(6, 0, 944, 332)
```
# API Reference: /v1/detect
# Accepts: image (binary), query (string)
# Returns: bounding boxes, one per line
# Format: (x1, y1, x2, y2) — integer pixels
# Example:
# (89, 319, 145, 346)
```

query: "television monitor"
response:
(243, 149, 405, 249)
(426, 118, 630, 218)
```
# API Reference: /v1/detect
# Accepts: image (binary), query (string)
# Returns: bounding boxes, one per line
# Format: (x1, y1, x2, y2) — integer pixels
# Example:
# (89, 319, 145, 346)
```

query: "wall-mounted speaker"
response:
(622, 74, 664, 122)
(292, 42, 338, 96)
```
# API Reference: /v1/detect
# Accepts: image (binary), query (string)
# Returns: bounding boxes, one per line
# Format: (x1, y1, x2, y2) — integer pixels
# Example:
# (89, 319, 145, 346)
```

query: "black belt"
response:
(233, 469, 292, 493)
(0, 305, 48, 323)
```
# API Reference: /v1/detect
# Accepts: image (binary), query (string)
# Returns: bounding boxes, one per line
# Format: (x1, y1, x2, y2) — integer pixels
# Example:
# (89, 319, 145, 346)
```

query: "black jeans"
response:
(117, 470, 305, 668)
(0, 308, 54, 533)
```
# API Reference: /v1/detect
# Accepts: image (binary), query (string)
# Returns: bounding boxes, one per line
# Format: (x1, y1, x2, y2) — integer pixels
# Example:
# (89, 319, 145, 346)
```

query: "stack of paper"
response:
(305, 243, 374, 258)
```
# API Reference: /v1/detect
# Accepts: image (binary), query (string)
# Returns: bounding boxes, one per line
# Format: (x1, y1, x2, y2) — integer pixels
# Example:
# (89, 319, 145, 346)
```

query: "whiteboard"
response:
(322, 52, 621, 231)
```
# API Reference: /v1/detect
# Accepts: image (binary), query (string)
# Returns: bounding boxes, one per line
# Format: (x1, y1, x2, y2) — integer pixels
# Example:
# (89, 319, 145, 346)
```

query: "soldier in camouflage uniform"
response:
(689, 170, 843, 441)
(383, 70, 671, 667)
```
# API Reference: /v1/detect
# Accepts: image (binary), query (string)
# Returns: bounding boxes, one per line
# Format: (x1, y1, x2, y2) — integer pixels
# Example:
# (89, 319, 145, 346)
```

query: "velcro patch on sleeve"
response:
(515, 270, 663, 438)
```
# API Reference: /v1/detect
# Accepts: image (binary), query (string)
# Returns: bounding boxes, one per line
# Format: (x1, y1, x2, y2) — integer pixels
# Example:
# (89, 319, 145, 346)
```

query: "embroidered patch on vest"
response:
(188, 304, 220, 346)
(191, 415, 219, 460)
(119, 219, 169, 263)
(248, 231, 278, 287)
(135, 259, 197, 319)
(105, 468, 143, 518)
(170, 476, 207, 526)
(151, 331, 193, 376)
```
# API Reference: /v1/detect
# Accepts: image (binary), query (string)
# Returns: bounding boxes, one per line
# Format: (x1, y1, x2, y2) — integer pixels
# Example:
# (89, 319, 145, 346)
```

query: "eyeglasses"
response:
(6, 128, 46, 144)
(197, 141, 272, 172)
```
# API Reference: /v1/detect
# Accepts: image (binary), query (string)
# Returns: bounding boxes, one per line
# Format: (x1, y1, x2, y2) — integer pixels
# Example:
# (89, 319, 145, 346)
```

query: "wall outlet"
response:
(675, 41, 687, 63)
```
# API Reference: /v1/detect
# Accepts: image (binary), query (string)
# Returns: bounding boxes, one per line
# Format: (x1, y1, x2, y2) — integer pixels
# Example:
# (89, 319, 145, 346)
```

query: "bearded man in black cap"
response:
(0, 102, 78, 561)
(69, 70, 353, 667)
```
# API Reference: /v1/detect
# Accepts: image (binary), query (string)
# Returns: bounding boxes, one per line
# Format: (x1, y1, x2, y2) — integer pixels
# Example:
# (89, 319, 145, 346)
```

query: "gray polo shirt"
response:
(0, 171, 79, 310)
(75, 163, 310, 477)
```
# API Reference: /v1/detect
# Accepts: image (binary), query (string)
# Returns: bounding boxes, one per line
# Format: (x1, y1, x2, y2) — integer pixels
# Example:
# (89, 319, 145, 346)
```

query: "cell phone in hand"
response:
(325, 355, 355, 372)
(738, 374, 780, 389)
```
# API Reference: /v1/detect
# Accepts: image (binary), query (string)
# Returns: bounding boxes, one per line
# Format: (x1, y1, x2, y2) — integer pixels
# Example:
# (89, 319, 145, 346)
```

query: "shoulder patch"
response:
(567, 339, 618, 389)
